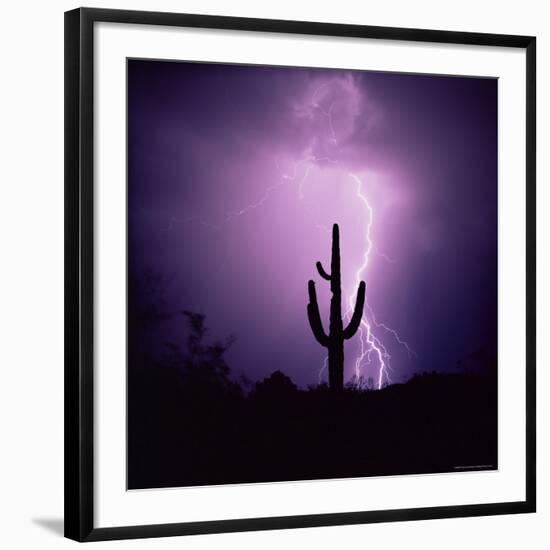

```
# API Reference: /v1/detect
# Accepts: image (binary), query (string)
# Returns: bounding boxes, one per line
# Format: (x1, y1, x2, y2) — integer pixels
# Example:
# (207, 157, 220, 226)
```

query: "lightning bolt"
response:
(344, 174, 416, 389)
(164, 77, 415, 389)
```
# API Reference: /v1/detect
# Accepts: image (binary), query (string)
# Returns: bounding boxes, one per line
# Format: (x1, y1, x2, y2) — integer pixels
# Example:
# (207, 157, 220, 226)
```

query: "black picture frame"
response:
(65, 7, 536, 542)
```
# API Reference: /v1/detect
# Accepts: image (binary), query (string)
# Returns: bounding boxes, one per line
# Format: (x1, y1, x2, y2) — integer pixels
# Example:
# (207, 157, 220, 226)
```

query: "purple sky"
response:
(128, 59, 497, 388)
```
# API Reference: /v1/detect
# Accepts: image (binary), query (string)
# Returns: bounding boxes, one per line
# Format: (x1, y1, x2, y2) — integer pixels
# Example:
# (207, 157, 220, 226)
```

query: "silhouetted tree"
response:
(307, 224, 366, 392)
(173, 310, 241, 398)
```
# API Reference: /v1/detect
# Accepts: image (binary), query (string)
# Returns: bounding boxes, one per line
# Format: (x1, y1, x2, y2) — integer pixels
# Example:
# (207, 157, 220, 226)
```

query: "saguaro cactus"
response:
(307, 224, 366, 391)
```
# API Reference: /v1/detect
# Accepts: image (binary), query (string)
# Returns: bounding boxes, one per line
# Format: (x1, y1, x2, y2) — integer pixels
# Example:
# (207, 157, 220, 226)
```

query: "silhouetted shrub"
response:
(251, 370, 298, 402)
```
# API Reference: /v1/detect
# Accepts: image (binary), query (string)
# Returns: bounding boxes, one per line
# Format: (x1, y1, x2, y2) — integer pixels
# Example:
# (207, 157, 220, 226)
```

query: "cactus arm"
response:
(307, 280, 330, 347)
(308, 304, 329, 346)
(316, 261, 331, 281)
(343, 281, 366, 340)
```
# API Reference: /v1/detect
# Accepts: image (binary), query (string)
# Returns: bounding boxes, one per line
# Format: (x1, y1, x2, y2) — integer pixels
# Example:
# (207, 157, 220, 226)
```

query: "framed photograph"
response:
(65, 7, 536, 542)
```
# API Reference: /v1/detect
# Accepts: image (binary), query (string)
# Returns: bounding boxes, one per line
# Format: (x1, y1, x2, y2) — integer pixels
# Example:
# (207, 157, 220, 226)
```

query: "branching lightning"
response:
(344, 174, 416, 389)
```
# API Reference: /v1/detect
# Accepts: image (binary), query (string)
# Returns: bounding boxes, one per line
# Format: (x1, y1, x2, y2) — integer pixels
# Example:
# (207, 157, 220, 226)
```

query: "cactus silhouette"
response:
(307, 224, 366, 391)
